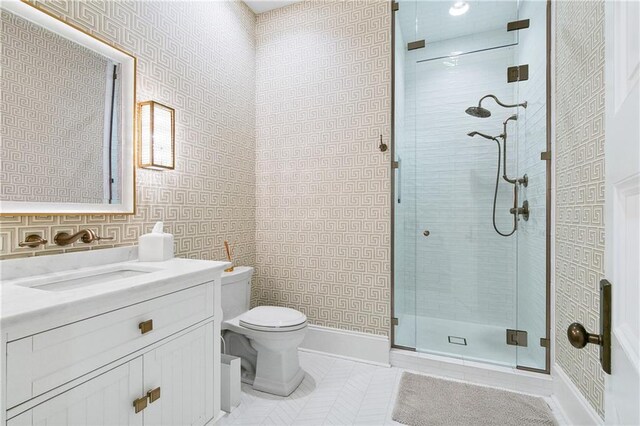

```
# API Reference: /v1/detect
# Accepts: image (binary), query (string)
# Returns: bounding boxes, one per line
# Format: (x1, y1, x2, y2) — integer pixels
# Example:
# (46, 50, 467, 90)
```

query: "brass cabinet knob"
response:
(567, 322, 601, 349)
(133, 396, 148, 413)
(139, 319, 153, 334)
(147, 387, 161, 403)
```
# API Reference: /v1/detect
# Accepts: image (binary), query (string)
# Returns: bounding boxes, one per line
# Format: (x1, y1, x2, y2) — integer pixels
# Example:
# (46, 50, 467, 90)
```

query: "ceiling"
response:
(244, 0, 302, 14)
(397, 0, 519, 44)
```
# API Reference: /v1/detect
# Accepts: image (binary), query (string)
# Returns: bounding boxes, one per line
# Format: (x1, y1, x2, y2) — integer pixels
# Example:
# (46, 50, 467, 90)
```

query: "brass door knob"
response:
(566, 280, 612, 375)
(567, 322, 601, 349)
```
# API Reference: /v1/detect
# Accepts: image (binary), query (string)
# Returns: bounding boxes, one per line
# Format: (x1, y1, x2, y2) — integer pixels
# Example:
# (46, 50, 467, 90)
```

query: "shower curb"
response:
(389, 349, 553, 396)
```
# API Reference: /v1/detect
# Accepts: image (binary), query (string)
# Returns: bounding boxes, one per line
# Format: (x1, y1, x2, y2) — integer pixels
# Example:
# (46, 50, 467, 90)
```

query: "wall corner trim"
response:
(551, 364, 604, 425)
(299, 325, 390, 366)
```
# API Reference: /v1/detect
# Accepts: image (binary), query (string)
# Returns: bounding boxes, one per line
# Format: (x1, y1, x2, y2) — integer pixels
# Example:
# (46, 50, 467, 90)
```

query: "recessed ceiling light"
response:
(449, 2, 469, 16)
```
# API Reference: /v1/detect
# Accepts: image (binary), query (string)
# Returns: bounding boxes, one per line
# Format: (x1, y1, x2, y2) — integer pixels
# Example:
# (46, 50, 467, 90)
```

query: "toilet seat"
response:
(239, 306, 307, 332)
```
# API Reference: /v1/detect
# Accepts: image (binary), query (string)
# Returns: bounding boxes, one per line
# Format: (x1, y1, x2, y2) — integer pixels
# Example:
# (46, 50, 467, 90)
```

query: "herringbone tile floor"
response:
(219, 351, 566, 426)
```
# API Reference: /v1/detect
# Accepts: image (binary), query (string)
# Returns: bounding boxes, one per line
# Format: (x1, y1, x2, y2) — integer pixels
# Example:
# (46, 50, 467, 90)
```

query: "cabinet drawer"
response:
(7, 282, 213, 409)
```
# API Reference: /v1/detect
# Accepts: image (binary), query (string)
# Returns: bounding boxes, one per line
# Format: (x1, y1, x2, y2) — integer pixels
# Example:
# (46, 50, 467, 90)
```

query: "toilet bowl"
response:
(221, 267, 308, 396)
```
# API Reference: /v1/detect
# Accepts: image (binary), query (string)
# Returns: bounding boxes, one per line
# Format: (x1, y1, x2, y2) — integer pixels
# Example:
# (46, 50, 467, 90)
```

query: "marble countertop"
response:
(0, 247, 230, 338)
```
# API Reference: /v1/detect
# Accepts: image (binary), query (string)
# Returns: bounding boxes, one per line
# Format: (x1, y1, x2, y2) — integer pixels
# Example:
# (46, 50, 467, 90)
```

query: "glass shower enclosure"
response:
(392, 0, 550, 372)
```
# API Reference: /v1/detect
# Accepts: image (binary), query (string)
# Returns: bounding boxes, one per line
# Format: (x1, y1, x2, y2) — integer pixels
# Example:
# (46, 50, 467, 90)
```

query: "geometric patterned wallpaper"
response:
(0, 0, 257, 269)
(554, 0, 605, 417)
(254, 1, 392, 336)
(1, 9, 108, 204)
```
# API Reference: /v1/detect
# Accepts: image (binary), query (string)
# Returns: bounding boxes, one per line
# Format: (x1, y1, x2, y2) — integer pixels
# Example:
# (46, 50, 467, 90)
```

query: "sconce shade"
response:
(138, 101, 175, 170)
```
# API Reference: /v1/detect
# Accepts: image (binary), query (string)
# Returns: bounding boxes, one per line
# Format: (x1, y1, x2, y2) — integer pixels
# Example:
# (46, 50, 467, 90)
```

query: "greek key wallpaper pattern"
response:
(555, 0, 605, 417)
(0, 0, 257, 269)
(254, 1, 392, 336)
(1, 9, 108, 204)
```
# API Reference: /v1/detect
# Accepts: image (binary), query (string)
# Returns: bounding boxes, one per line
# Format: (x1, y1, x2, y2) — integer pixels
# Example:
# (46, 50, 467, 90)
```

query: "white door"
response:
(7, 358, 144, 426)
(143, 323, 214, 426)
(604, 1, 640, 424)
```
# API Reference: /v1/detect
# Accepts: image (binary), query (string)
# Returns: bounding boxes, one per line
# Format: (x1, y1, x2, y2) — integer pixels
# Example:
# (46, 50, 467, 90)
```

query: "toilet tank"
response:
(221, 266, 254, 322)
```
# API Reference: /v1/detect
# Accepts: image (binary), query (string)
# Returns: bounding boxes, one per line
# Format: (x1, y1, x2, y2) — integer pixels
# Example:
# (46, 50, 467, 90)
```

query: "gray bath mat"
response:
(392, 372, 556, 426)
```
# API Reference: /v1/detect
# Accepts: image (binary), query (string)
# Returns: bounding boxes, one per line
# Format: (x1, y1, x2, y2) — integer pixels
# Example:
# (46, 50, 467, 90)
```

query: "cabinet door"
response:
(8, 357, 143, 426)
(143, 322, 214, 426)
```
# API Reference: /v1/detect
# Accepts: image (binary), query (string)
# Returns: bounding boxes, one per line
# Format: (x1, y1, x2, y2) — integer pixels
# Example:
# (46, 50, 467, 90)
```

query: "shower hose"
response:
(492, 139, 517, 237)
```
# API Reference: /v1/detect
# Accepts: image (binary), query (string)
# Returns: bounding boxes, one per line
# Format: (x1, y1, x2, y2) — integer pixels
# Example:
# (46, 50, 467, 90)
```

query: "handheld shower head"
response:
(467, 131, 498, 141)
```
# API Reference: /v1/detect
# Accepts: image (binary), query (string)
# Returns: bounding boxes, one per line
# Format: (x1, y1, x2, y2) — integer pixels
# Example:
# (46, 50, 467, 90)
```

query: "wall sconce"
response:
(137, 101, 175, 170)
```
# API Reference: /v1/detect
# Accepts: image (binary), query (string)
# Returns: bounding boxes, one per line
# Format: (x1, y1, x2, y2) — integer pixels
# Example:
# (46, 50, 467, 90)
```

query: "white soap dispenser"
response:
(138, 221, 174, 262)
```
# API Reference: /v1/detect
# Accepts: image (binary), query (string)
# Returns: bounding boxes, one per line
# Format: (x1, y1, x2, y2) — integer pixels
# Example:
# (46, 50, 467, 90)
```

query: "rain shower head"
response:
(465, 106, 492, 118)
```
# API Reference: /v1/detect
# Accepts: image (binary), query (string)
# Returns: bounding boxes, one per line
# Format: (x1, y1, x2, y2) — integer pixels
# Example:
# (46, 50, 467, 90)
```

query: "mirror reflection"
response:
(1, 9, 122, 204)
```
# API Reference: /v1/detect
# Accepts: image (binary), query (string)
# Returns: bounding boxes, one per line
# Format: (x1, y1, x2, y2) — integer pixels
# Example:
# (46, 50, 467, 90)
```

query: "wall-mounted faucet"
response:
(54, 229, 114, 246)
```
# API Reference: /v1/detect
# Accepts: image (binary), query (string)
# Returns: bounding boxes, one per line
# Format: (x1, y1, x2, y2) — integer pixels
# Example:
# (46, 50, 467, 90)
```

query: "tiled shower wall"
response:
(254, 1, 391, 336)
(555, 0, 606, 417)
(0, 0, 257, 267)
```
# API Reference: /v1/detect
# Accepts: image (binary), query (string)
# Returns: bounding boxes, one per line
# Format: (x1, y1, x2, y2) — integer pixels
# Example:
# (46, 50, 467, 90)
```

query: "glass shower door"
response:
(392, 0, 549, 372)
(514, 0, 549, 372)
(392, 0, 417, 350)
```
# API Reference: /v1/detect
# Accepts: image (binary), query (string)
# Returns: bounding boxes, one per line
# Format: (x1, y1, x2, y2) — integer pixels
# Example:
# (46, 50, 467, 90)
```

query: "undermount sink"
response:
(11, 264, 161, 292)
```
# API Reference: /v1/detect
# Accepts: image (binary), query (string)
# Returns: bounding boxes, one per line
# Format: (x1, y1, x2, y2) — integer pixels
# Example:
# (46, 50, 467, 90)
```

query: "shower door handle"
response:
(394, 158, 401, 204)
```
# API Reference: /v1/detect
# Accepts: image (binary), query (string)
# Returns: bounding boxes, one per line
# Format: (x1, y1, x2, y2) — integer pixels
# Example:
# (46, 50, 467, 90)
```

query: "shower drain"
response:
(448, 336, 467, 346)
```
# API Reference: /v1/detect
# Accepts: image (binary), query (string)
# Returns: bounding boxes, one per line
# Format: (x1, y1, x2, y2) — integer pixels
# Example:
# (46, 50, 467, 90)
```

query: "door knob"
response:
(566, 279, 612, 374)
(567, 322, 601, 348)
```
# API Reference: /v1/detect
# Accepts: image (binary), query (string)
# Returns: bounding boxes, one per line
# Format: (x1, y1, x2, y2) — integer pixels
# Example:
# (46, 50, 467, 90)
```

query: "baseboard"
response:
(551, 364, 603, 425)
(390, 349, 553, 396)
(299, 325, 390, 366)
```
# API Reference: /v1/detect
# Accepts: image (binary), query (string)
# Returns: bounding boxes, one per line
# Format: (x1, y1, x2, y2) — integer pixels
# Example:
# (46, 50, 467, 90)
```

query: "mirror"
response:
(0, 0, 135, 215)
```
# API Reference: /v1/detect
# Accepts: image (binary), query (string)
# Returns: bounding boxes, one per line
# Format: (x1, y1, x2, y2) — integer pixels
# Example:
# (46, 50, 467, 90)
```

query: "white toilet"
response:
(221, 266, 308, 396)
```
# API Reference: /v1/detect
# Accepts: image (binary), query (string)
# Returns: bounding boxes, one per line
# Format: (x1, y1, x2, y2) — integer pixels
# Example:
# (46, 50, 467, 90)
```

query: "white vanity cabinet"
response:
(8, 322, 214, 426)
(1, 250, 227, 426)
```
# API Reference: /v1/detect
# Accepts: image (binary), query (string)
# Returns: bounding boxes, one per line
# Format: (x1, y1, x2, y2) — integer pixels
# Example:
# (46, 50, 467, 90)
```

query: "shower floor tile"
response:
(218, 351, 565, 426)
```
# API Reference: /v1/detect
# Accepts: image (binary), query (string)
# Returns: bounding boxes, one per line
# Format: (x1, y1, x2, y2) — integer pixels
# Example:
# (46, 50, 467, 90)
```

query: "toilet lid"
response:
(239, 306, 307, 330)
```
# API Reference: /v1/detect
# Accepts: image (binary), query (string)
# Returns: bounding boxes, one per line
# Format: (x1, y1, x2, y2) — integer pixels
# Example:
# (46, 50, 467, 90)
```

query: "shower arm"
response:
(478, 94, 527, 110)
